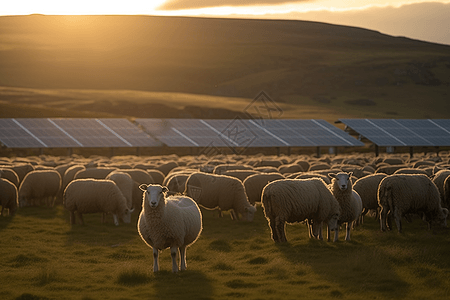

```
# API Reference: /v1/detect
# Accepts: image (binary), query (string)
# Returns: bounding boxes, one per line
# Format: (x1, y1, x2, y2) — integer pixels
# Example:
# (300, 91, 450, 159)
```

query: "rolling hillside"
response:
(0, 15, 449, 120)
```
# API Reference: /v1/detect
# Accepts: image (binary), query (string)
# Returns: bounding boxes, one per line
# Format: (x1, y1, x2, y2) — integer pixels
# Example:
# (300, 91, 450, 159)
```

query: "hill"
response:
(0, 15, 449, 121)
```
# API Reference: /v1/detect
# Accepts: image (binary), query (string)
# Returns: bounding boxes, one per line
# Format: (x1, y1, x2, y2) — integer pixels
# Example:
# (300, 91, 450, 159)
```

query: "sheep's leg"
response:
(393, 207, 402, 233)
(112, 214, 119, 226)
(171, 246, 179, 273)
(333, 227, 339, 242)
(327, 225, 331, 242)
(230, 210, 237, 220)
(179, 246, 187, 271)
(268, 218, 279, 242)
(275, 217, 287, 242)
(153, 248, 159, 272)
(77, 212, 84, 225)
(380, 205, 388, 232)
(307, 219, 313, 238)
(345, 223, 351, 241)
(70, 211, 76, 225)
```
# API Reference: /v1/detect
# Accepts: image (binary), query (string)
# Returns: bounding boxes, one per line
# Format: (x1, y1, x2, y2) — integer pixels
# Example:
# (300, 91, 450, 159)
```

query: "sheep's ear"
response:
(139, 184, 148, 191)
(328, 173, 336, 179)
(348, 172, 353, 178)
(162, 186, 169, 193)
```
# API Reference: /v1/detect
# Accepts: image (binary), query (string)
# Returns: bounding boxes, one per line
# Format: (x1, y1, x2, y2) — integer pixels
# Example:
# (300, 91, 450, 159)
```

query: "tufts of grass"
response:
(116, 268, 152, 286)
(208, 239, 232, 252)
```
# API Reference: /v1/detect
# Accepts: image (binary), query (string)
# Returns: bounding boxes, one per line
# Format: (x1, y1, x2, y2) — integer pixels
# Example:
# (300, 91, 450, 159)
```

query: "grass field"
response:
(1, 203, 449, 300)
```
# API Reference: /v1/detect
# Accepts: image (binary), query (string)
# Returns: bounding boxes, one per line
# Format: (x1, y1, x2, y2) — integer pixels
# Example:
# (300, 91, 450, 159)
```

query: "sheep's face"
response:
(141, 184, 168, 208)
(243, 205, 257, 222)
(330, 172, 352, 191)
(121, 208, 133, 223)
(327, 213, 340, 231)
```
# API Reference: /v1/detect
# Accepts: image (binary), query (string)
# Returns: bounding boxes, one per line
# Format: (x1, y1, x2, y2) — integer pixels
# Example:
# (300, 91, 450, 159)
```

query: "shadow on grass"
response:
(275, 238, 410, 298)
(152, 270, 214, 300)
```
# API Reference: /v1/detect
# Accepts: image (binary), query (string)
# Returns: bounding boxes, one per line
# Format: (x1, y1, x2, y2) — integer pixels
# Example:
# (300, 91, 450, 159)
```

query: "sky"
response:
(1, 1, 450, 45)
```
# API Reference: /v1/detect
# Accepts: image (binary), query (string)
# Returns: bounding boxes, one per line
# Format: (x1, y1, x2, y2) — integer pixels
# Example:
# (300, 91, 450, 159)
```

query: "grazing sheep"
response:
(329, 172, 363, 241)
(106, 171, 134, 209)
(74, 167, 116, 180)
(394, 168, 429, 176)
(64, 179, 134, 226)
(0, 177, 19, 216)
(10, 163, 34, 184)
(353, 173, 387, 224)
(164, 173, 190, 195)
(243, 173, 285, 205)
(137, 184, 202, 273)
(18, 170, 61, 207)
(431, 170, 450, 208)
(213, 164, 254, 175)
(221, 170, 260, 182)
(184, 172, 257, 221)
(146, 169, 166, 185)
(0, 168, 19, 187)
(378, 174, 448, 233)
(261, 178, 340, 242)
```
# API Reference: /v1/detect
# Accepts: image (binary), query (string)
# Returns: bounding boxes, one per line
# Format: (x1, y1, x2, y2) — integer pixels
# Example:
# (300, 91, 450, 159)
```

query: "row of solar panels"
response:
(1, 118, 449, 149)
(0, 118, 364, 149)
(339, 119, 450, 147)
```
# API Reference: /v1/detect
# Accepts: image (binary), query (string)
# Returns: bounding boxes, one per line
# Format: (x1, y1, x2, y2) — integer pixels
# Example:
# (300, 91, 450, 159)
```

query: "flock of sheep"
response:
(1, 151, 450, 272)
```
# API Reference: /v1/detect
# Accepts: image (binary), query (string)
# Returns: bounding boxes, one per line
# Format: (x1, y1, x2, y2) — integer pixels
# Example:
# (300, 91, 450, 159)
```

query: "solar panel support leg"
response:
(67, 148, 73, 156)
(287, 147, 291, 156)
(316, 146, 321, 158)
(375, 145, 379, 157)
(409, 147, 414, 158)
(277, 147, 280, 157)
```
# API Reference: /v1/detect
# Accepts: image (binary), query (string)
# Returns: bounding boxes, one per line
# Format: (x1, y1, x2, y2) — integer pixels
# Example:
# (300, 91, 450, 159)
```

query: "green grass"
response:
(1, 204, 450, 300)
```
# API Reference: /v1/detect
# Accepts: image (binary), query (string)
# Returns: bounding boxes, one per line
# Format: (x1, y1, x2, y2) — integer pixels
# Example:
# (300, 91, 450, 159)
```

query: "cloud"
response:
(157, 0, 311, 10)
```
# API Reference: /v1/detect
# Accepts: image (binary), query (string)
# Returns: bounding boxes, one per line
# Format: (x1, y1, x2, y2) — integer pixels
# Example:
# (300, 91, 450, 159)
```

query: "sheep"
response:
(74, 167, 116, 180)
(63, 179, 134, 226)
(184, 172, 257, 221)
(10, 163, 34, 184)
(329, 172, 363, 241)
(137, 184, 202, 273)
(353, 173, 387, 224)
(378, 174, 448, 233)
(221, 170, 260, 182)
(0, 177, 19, 216)
(106, 171, 134, 209)
(18, 170, 61, 207)
(164, 173, 190, 195)
(261, 178, 340, 242)
(431, 170, 450, 208)
(0, 168, 19, 187)
(243, 173, 285, 205)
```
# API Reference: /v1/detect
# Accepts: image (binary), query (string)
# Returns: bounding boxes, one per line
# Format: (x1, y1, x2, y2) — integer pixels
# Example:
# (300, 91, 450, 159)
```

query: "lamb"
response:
(18, 169, 61, 207)
(329, 172, 363, 241)
(378, 174, 448, 233)
(243, 173, 285, 205)
(63, 179, 134, 226)
(353, 173, 387, 224)
(0, 177, 19, 216)
(184, 172, 257, 221)
(261, 178, 340, 242)
(137, 184, 202, 273)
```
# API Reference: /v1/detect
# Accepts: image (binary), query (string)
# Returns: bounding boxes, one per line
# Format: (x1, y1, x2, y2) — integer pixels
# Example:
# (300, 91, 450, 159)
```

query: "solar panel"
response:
(0, 118, 45, 148)
(95, 119, 161, 147)
(339, 119, 450, 147)
(136, 118, 364, 148)
(49, 119, 140, 148)
(15, 118, 83, 148)
(261, 119, 365, 147)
